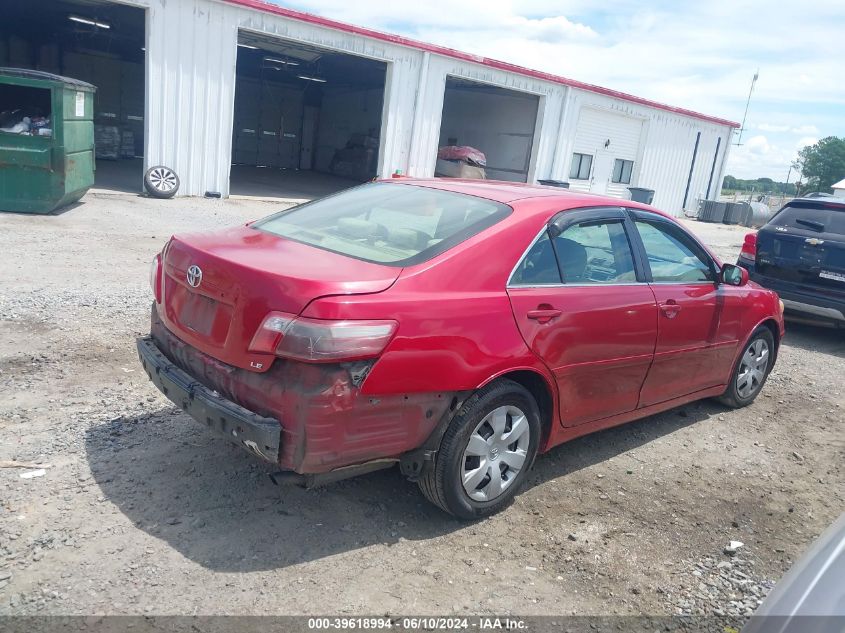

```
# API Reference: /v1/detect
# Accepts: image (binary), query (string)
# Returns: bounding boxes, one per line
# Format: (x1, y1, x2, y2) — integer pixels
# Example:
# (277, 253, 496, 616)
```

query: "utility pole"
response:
(734, 70, 759, 146)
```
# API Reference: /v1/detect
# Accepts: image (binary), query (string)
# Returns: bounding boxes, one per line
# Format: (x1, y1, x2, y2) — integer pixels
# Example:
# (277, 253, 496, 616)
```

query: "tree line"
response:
(722, 176, 796, 195)
(722, 136, 845, 196)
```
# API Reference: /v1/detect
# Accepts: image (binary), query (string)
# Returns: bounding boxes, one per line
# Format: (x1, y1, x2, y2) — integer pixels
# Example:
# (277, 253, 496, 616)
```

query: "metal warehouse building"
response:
(1, 0, 739, 215)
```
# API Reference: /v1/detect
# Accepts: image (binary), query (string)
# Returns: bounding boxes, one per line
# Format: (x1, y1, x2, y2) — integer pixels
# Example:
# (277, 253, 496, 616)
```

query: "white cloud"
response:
(758, 123, 789, 132)
(728, 140, 797, 181)
(796, 136, 818, 150)
(507, 15, 597, 42)
(746, 135, 771, 155)
(792, 124, 820, 135)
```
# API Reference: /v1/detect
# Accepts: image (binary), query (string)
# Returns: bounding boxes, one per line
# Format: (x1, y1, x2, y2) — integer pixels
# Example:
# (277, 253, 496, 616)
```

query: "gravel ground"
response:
(0, 191, 843, 618)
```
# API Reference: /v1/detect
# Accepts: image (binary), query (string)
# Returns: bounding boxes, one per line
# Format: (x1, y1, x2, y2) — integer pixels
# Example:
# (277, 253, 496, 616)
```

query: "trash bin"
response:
(628, 187, 655, 204)
(537, 179, 570, 189)
(0, 68, 96, 214)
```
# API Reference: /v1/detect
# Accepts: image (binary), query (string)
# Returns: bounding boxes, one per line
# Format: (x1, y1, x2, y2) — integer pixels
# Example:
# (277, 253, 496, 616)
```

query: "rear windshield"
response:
(253, 183, 512, 266)
(769, 203, 845, 235)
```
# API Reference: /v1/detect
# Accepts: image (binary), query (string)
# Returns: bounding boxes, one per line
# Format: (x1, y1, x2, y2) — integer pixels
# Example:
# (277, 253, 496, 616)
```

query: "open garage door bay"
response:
(437, 78, 540, 183)
(229, 33, 387, 200)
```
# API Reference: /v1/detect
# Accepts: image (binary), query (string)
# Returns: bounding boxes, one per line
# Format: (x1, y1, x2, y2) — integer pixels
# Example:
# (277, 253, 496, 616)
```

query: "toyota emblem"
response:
(186, 265, 203, 288)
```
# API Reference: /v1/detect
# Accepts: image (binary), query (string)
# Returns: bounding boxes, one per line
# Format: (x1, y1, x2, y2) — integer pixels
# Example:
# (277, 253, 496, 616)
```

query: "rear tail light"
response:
(249, 312, 398, 362)
(248, 313, 294, 355)
(149, 253, 162, 303)
(740, 232, 757, 260)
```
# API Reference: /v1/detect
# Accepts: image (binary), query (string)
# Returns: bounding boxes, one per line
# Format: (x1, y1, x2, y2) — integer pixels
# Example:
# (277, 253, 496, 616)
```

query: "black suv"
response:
(737, 197, 845, 326)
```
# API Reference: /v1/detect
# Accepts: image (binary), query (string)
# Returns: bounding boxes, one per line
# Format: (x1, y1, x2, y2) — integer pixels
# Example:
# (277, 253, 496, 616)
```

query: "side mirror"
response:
(721, 263, 749, 286)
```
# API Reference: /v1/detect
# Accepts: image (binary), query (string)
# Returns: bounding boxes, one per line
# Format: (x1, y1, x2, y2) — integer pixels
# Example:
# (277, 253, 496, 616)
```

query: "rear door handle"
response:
(527, 308, 562, 323)
(659, 300, 681, 319)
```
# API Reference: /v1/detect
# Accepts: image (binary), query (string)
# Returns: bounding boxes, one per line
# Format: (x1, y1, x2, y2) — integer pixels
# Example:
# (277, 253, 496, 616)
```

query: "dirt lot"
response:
(1, 191, 843, 618)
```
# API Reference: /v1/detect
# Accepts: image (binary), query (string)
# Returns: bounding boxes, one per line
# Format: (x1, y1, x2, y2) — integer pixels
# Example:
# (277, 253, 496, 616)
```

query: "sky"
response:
(279, 0, 844, 181)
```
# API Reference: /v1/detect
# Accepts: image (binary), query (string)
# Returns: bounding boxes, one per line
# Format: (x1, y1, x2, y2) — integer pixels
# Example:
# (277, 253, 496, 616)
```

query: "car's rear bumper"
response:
(137, 336, 282, 463)
(738, 259, 845, 323)
(779, 298, 845, 323)
(139, 304, 458, 474)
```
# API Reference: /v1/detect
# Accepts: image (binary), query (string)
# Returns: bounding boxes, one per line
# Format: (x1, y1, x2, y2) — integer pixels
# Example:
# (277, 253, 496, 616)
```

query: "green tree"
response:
(797, 136, 845, 192)
(757, 177, 774, 193)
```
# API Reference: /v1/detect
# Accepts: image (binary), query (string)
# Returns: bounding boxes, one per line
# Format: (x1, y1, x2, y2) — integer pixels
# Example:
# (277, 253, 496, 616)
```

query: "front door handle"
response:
(659, 300, 681, 319)
(527, 308, 562, 324)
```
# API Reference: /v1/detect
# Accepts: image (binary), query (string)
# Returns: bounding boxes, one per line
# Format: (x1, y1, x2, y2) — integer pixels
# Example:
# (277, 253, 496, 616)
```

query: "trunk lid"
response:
(756, 201, 845, 297)
(159, 225, 401, 371)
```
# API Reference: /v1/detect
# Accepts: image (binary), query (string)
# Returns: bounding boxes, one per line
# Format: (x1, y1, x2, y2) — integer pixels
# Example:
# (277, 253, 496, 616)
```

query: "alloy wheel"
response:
(148, 167, 178, 193)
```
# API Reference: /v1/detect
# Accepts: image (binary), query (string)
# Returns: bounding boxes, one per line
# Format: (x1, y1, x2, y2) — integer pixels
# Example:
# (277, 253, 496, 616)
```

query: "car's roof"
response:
(789, 196, 845, 207)
(384, 177, 639, 207)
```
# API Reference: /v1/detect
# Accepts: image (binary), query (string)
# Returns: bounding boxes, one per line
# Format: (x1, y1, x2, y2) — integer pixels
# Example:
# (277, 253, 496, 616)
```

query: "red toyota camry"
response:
(138, 179, 784, 519)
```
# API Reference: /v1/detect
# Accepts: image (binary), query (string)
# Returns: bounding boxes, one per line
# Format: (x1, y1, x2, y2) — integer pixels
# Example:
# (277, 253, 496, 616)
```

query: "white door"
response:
(590, 150, 613, 194)
(569, 107, 644, 198)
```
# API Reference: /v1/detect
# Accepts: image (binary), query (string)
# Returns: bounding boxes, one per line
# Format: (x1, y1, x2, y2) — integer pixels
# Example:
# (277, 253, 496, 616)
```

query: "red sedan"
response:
(138, 179, 784, 519)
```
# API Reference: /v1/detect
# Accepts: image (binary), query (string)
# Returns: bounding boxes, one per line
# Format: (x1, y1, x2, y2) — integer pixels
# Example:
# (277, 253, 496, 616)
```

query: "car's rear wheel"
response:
(718, 327, 775, 408)
(418, 379, 541, 519)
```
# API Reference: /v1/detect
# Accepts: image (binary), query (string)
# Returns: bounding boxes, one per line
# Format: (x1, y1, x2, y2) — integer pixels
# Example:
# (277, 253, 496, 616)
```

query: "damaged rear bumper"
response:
(137, 336, 281, 463)
(140, 304, 463, 475)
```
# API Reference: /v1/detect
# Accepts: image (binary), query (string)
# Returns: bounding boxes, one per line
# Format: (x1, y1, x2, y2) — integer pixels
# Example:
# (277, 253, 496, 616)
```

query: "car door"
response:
(507, 208, 658, 427)
(628, 210, 734, 406)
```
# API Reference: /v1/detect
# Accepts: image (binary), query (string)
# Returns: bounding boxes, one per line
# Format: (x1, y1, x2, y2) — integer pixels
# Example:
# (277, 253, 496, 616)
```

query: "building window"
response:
(569, 153, 592, 180)
(612, 159, 634, 184)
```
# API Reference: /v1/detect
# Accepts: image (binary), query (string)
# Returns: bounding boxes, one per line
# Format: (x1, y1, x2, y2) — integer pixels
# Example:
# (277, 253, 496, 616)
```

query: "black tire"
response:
(718, 326, 775, 408)
(144, 165, 180, 199)
(418, 379, 541, 519)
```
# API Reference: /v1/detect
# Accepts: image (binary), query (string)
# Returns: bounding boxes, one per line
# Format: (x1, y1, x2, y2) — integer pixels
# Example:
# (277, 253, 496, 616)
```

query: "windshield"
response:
(253, 183, 512, 266)
(770, 203, 845, 235)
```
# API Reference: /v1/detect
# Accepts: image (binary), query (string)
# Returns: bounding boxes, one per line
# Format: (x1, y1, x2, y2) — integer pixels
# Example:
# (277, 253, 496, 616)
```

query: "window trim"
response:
(569, 153, 593, 180)
(625, 208, 719, 284)
(611, 159, 634, 184)
(507, 206, 647, 288)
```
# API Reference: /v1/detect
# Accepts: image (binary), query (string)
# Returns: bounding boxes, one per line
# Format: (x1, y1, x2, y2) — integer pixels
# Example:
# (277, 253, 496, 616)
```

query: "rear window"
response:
(253, 183, 511, 266)
(769, 203, 845, 235)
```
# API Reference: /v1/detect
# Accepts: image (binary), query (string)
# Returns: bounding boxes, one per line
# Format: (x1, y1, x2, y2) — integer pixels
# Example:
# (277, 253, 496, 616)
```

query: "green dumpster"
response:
(0, 68, 96, 214)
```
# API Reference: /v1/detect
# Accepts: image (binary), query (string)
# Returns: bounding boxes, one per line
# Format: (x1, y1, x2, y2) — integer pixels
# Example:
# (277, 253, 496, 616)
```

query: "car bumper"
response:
(140, 304, 458, 474)
(738, 260, 845, 324)
(779, 298, 845, 323)
(137, 336, 282, 463)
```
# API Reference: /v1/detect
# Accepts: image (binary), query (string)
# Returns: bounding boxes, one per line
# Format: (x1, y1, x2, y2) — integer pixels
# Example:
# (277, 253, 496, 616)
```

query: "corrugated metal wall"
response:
(135, 0, 735, 211)
(550, 89, 734, 214)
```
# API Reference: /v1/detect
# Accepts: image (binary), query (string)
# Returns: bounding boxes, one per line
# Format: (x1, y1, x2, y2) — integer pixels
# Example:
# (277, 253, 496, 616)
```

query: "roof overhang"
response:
(221, 0, 741, 129)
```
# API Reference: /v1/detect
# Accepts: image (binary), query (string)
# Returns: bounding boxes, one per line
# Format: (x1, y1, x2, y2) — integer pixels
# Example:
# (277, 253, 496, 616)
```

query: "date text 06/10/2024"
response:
(306, 617, 528, 630)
